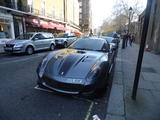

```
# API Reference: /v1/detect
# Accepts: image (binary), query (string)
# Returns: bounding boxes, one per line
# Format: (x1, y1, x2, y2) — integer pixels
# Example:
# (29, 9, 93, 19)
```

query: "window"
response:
(41, 0, 45, 16)
(52, 6, 56, 18)
(33, 34, 45, 40)
(43, 33, 54, 39)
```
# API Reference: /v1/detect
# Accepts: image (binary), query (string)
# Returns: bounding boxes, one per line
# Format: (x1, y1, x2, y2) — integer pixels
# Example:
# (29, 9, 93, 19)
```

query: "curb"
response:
(105, 48, 125, 120)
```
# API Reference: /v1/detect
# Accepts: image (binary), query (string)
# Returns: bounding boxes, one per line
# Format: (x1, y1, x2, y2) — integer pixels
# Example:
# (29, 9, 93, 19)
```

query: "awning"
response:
(74, 31, 83, 35)
(26, 18, 66, 31)
(25, 18, 39, 27)
(56, 24, 66, 31)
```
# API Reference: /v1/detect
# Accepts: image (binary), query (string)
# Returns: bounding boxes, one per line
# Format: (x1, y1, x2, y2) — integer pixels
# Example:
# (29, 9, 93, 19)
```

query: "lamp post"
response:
(128, 7, 133, 34)
(132, 0, 152, 100)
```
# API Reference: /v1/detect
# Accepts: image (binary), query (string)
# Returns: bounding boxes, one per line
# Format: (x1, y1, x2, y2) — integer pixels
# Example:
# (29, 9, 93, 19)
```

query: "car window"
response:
(69, 38, 105, 51)
(101, 37, 113, 43)
(33, 34, 45, 40)
(16, 33, 34, 40)
(43, 33, 53, 39)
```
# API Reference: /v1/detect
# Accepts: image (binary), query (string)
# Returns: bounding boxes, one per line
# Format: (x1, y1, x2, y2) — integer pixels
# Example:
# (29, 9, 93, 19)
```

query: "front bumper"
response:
(37, 76, 95, 95)
(4, 47, 25, 53)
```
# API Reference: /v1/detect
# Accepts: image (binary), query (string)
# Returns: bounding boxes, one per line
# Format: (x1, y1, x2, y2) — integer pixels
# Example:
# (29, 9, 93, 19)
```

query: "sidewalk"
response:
(105, 44, 160, 120)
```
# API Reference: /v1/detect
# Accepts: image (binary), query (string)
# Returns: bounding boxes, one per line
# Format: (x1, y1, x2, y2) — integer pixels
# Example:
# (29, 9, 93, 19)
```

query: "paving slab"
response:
(113, 72, 123, 85)
(105, 114, 125, 120)
(125, 88, 160, 120)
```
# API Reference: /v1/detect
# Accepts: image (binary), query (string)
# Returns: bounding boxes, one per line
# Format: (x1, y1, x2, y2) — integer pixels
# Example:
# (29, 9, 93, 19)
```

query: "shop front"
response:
(0, 11, 14, 44)
(13, 16, 25, 38)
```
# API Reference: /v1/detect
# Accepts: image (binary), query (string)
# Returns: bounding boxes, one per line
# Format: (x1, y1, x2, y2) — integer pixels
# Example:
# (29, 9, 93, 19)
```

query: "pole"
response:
(132, 0, 153, 100)
(128, 11, 131, 34)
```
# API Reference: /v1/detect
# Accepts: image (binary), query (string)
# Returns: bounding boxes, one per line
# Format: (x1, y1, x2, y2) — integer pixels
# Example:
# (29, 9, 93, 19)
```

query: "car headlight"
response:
(87, 66, 101, 80)
(38, 57, 48, 78)
(14, 43, 24, 48)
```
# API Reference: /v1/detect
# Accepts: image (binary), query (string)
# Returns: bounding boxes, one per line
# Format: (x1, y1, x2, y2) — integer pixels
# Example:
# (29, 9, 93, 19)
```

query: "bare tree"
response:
(100, 0, 146, 34)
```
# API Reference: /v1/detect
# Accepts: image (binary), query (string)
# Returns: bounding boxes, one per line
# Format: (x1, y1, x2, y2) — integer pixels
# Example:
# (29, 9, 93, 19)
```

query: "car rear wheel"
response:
(26, 46, 34, 55)
(50, 44, 55, 51)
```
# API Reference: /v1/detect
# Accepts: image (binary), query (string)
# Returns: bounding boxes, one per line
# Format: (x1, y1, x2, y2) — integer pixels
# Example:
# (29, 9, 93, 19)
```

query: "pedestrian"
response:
(122, 33, 127, 49)
(125, 33, 130, 47)
(129, 34, 135, 46)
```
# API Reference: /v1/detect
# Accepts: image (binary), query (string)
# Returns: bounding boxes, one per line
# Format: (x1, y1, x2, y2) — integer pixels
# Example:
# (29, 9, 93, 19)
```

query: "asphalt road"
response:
(0, 49, 113, 120)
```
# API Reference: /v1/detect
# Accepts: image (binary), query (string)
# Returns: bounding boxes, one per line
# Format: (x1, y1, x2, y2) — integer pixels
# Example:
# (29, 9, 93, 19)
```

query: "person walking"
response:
(129, 34, 135, 46)
(122, 33, 127, 49)
(125, 33, 130, 47)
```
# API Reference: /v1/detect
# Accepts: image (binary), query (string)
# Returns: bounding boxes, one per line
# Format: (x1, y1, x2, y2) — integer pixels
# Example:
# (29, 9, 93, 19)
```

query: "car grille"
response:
(43, 76, 83, 92)
(6, 44, 14, 47)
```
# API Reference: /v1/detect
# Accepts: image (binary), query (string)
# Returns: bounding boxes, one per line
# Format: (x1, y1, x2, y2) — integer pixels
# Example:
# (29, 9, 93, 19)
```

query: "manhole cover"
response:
(142, 67, 157, 73)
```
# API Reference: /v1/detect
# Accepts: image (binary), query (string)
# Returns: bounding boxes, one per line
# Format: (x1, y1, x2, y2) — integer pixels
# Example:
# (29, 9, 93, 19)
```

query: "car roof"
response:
(82, 37, 106, 41)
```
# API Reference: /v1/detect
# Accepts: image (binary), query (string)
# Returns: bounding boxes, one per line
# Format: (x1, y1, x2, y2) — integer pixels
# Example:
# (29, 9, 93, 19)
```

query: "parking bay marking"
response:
(84, 102, 94, 120)
(0, 54, 45, 65)
(34, 85, 53, 93)
(35, 85, 95, 120)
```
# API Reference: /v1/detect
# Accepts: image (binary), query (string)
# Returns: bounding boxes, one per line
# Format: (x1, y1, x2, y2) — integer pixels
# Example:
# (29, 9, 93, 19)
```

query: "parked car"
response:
(55, 33, 77, 47)
(101, 36, 118, 51)
(37, 37, 113, 98)
(4, 32, 55, 55)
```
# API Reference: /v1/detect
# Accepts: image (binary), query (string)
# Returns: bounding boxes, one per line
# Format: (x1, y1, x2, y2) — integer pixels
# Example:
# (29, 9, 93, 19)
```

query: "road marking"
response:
(84, 102, 94, 120)
(0, 54, 44, 65)
(34, 85, 53, 93)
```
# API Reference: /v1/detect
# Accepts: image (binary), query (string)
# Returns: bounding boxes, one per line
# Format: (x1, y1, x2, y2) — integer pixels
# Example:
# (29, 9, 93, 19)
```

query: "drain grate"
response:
(141, 67, 157, 73)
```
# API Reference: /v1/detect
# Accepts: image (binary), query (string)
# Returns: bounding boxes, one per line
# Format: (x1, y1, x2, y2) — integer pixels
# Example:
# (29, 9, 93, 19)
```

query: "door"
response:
(32, 33, 45, 50)
(41, 33, 53, 48)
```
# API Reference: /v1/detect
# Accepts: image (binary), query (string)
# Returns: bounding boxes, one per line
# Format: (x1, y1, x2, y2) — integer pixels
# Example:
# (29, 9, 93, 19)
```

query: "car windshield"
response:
(16, 33, 34, 40)
(0, 32, 6, 39)
(102, 37, 113, 43)
(69, 38, 105, 51)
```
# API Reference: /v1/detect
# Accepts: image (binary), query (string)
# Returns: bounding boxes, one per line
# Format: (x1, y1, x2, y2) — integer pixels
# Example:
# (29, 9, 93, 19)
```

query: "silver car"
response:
(4, 32, 55, 55)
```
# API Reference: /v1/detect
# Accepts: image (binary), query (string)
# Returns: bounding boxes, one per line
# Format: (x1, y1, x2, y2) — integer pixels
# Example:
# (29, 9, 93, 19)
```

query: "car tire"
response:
(26, 46, 34, 55)
(64, 42, 67, 48)
(50, 44, 55, 51)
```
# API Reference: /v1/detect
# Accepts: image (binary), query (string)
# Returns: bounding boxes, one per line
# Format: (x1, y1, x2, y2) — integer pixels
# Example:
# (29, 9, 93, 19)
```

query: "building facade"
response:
(64, 0, 80, 34)
(0, 0, 80, 43)
(78, 0, 92, 35)
(138, 0, 160, 53)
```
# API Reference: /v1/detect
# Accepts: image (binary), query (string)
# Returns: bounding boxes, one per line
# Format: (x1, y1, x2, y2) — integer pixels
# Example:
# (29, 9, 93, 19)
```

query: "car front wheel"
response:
(26, 46, 34, 55)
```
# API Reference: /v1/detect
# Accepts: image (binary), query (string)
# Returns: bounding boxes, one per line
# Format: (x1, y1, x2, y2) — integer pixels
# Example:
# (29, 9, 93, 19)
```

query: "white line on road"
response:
(34, 85, 53, 93)
(0, 54, 44, 65)
(84, 102, 94, 120)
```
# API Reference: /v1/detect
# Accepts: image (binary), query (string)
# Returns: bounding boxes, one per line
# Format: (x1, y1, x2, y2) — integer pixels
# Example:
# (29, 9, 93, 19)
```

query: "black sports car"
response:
(37, 37, 113, 98)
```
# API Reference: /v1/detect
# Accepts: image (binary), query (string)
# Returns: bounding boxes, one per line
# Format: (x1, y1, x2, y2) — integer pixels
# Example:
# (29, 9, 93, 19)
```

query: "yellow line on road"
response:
(84, 102, 94, 120)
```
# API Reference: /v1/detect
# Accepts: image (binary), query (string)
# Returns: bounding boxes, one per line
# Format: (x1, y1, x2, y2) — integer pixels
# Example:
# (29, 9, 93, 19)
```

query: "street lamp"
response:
(132, 0, 152, 100)
(128, 7, 133, 34)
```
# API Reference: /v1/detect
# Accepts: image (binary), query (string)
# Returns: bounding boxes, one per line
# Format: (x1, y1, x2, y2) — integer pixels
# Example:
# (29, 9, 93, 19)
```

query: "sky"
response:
(91, 0, 147, 29)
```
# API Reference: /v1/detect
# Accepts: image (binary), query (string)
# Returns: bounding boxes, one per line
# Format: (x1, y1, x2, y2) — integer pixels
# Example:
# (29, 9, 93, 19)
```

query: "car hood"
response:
(44, 49, 105, 79)
(6, 39, 29, 44)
